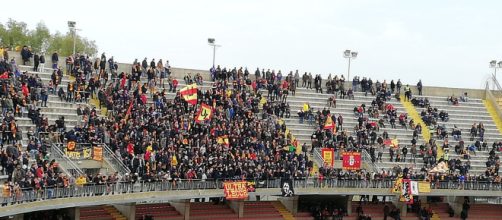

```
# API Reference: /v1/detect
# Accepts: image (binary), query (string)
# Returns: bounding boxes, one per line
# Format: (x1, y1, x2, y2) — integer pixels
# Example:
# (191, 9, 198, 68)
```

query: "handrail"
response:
(101, 143, 131, 177)
(492, 74, 502, 91)
(0, 178, 501, 210)
(361, 149, 380, 173)
(49, 143, 85, 177)
(313, 148, 325, 168)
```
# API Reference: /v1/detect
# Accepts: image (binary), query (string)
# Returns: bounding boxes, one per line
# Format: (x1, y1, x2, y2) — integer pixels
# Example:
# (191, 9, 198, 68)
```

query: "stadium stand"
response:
(1, 49, 502, 220)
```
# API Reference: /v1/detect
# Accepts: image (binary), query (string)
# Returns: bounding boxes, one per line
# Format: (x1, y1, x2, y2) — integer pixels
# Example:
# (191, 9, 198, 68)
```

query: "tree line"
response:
(0, 18, 98, 56)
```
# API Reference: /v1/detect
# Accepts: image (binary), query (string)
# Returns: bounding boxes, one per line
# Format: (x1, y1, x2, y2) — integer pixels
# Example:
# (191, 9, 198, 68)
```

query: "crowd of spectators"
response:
(310, 77, 424, 167)
(0, 47, 501, 212)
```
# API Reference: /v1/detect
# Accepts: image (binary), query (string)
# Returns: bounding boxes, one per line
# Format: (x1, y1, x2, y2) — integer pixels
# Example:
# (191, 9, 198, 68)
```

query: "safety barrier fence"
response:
(1, 178, 502, 206)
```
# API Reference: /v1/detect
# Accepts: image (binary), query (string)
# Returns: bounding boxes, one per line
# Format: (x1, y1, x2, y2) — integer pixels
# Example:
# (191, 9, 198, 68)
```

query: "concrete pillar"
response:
(11, 213, 23, 220)
(113, 203, 136, 220)
(400, 202, 407, 217)
(451, 196, 469, 217)
(228, 200, 245, 218)
(74, 207, 80, 220)
(346, 195, 353, 215)
(392, 196, 407, 217)
(279, 195, 299, 216)
(170, 199, 191, 220)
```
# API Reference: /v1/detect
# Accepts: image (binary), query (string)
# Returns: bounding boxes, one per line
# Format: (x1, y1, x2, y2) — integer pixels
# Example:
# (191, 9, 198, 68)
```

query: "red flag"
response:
(342, 152, 361, 170)
(127, 143, 134, 156)
(324, 114, 335, 131)
(180, 84, 198, 105)
(125, 100, 134, 121)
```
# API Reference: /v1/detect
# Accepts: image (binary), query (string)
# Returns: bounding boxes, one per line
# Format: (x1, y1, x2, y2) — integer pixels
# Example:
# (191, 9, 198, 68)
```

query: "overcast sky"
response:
(3, 0, 502, 89)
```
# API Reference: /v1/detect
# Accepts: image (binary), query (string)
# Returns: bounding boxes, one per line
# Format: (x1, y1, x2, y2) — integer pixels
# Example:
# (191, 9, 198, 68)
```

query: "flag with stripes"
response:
(180, 84, 198, 105)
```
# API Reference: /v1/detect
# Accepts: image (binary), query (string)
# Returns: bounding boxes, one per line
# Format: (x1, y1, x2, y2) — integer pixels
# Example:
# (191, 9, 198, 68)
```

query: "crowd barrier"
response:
(2, 178, 502, 206)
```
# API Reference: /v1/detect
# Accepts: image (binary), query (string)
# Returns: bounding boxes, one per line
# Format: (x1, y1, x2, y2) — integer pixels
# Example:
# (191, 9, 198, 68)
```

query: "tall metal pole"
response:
(212, 44, 216, 68)
(72, 28, 76, 57)
(494, 68, 497, 90)
(347, 57, 351, 81)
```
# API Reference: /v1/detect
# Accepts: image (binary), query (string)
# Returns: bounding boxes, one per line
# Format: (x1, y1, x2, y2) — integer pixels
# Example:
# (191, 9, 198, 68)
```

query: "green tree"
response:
(0, 18, 98, 57)
(28, 22, 51, 53)
(1, 18, 30, 48)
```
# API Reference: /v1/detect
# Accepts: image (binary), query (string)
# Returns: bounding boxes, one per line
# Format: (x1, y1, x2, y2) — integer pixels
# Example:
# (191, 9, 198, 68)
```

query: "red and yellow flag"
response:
(324, 114, 335, 132)
(180, 83, 198, 105)
(217, 135, 230, 147)
(195, 104, 213, 123)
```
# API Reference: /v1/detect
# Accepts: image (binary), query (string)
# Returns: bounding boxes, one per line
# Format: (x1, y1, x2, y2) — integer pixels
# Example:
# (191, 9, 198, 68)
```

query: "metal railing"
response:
(51, 141, 130, 178)
(101, 143, 131, 177)
(1, 178, 502, 207)
(313, 148, 326, 168)
(361, 149, 380, 173)
(49, 143, 84, 177)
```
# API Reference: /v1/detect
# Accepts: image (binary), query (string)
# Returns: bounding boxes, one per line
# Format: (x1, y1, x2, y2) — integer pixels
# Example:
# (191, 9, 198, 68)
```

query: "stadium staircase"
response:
(135, 203, 183, 220)
(413, 94, 502, 175)
(428, 203, 454, 220)
(271, 201, 295, 220)
(484, 100, 502, 136)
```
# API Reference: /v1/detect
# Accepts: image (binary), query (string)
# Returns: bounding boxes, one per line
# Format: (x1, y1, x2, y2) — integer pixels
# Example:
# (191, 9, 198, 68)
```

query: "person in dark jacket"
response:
(51, 52, 59, 69)
(33, 53, 40, 71)
(39, 54, 46, 71)
(21, 46, 33, 65)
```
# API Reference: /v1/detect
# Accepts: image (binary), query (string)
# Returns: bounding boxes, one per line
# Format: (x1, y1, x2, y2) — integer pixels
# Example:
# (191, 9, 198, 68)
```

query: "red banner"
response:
(342, 152, 361, 170)
(321, 148, 335, 167)
(223, 181, 248, 200)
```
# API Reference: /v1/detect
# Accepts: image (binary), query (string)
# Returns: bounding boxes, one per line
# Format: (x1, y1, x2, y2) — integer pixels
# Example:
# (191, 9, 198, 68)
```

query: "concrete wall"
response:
(170, 200, 190, 220)
(113, 203, 136, 220)
(227, 200, 244, 218)
(279, 196, 299, 216)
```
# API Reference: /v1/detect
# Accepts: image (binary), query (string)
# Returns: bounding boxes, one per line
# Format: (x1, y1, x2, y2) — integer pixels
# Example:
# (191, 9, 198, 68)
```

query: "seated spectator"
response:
(447, 96, 459, 105)
(460, 92, 469, 102)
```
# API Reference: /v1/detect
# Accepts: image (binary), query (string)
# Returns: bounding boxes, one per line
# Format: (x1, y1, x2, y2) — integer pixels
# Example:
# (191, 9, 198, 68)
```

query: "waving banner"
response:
(342, 152, 361, 170)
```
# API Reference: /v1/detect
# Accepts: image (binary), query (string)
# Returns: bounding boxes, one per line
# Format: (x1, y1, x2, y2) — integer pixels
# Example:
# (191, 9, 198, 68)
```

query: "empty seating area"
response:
(189, 202, 237, 219)
(80, 206, 113, 220)
(467, 203, 502, 220)
(243, 201, 284, 219)
(135, 203, 182, 220)
(347, 202, 418, 220)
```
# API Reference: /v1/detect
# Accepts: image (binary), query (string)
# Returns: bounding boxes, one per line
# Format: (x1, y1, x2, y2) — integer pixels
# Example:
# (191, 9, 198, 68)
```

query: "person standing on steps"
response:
(307, 72, 313, 89)
(39, 53, 45, 72)
(33, 53, 40, 72)
(51, 51, 59, 69)
(294, 70, 300, 87)
(396, 79, 402, 93)
(417, 80, 423, 96)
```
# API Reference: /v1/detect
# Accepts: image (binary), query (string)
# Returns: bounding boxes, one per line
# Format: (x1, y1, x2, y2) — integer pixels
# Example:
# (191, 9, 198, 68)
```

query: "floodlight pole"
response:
(489, 60, 502, 90)
(344, 50, 357, 80)
(212, 44, 216, 68)
(208, 38, 221, 68)
(347, 57, 352, 81)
